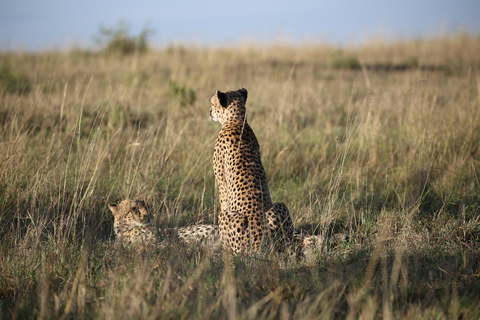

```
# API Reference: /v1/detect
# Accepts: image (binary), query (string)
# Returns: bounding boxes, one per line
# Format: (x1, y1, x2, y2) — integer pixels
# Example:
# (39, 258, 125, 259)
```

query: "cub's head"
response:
(108, 199, 149, 234)
(210, 88, 248, 126)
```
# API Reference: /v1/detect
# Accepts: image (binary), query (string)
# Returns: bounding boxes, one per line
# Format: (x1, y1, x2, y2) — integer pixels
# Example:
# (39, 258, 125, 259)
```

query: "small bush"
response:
(332, 56, 361, 69)
(403, 56, 419, 68)
(0, 62, 31, 94)
(94, 20, 154, 55)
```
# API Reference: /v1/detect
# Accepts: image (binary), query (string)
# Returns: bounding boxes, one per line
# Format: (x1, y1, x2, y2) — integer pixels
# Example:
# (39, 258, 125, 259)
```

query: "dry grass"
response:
(1, 34, 480, 319)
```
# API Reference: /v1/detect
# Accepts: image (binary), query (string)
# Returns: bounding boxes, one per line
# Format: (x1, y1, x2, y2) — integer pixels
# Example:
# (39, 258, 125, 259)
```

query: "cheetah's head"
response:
(108, 199, 149, 233)
(210, 88, 248, 126)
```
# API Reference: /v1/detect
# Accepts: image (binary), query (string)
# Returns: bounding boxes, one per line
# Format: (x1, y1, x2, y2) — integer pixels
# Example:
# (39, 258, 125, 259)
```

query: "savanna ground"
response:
(1, 34, 480, 319)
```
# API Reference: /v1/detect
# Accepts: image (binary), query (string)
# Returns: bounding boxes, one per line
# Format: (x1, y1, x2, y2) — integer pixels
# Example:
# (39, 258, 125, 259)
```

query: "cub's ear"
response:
(135, 199, 149, 219)
(108, 203, 118, 214)
(216, 90, 228, 108)
(238, 88, 248, 101)
(135, 199, 147, 210)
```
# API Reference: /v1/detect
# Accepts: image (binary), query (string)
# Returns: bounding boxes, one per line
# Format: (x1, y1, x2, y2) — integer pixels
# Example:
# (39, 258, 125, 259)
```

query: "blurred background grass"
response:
(0, 33, 479, 318)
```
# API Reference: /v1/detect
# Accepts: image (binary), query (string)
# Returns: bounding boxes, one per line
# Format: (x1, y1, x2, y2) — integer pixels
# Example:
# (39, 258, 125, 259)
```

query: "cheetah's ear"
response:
(216, 90, 228, 108)
(135, 199, 149, 220)
(135, 199, 147, 210)
(238, 88, 248, 101)
(108, 203, 118, 215)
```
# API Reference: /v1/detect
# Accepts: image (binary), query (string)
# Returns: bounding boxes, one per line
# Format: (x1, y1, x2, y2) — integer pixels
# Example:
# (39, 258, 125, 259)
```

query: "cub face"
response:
(209, 88, 248, 126)
(108, 199, 149, 227)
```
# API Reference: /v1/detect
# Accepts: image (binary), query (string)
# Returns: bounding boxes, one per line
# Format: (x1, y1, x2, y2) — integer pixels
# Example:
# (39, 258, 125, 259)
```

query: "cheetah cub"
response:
(210, 88, 299, 253)
(108, 199, 221, 250)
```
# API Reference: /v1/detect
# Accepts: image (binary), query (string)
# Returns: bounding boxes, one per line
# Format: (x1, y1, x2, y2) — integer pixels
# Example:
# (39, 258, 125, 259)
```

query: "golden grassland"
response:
(1, 34, 480, 318)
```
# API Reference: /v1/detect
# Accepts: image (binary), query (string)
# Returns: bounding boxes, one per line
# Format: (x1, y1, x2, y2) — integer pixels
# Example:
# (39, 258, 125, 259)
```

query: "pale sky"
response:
(1, 0, 479, 50)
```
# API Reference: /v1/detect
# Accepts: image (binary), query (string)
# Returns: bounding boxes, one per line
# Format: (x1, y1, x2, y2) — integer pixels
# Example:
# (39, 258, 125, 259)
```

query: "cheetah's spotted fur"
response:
(108, 199, 221, 250)
(210, 88, 303, 253)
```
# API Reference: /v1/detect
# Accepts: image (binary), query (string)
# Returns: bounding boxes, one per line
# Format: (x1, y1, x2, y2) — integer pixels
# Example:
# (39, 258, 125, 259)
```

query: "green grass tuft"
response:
(0, 62, 32, 94)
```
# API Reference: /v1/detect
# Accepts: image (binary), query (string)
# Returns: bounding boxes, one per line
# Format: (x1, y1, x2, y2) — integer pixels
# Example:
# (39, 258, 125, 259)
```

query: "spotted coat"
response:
(210, 88, 296, 253)
(108, 199, 221, 250)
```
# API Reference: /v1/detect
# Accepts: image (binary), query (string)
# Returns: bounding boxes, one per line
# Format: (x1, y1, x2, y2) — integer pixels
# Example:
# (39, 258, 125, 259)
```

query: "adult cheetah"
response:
(108, 199, 221, 250)
(210, 88, 298, 253)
